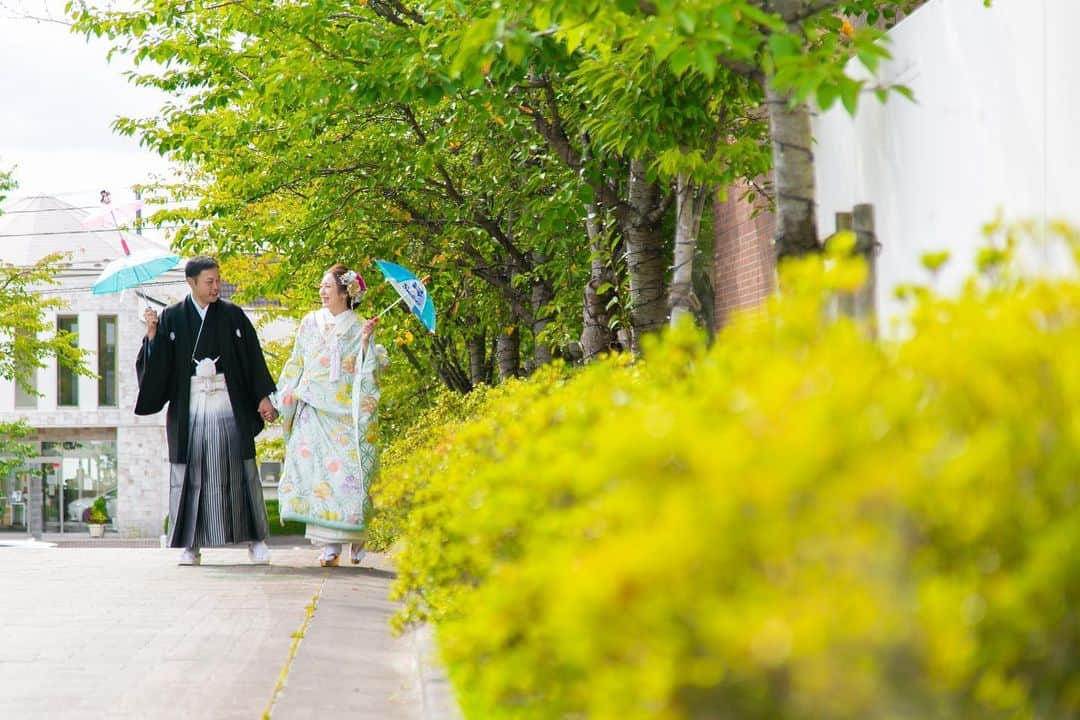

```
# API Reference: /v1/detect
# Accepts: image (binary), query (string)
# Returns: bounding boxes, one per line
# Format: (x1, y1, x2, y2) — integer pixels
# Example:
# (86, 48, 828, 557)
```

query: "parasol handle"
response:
(376, 296, 404, 318)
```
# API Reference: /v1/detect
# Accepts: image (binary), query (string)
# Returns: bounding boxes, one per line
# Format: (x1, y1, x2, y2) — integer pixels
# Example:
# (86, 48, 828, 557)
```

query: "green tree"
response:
(436, 0, 925, 261)
(72, 1, 597, 379)
(70, 0, 934, 370)
(70, 1, 710, 359)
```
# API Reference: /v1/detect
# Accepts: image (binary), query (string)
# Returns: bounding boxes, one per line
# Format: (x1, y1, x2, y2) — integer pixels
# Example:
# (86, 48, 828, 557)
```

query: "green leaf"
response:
(669, 46, 693, 77)
(693, 44, 717, 81)
(768, 33, 800, 60)
(894, 85, 916, 103)
(675, 11, 695, 35)
(816, 83, 839, 111)
(840, 77, 862, 116)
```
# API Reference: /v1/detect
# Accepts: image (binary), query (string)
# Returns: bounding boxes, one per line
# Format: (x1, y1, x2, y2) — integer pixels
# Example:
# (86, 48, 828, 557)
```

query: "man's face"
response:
(187, 268, 222, 306)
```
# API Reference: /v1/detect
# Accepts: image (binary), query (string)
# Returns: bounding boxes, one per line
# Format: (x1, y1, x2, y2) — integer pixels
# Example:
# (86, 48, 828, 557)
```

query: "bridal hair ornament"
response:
(340, 269, 367, 299)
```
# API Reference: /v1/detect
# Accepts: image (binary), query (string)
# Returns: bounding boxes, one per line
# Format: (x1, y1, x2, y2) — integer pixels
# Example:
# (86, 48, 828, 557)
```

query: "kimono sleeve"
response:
(272, 315, 308, 434)
(134, 308, 174, 415)
(358, 325, 389, 376)
(237, 307, 276, 402)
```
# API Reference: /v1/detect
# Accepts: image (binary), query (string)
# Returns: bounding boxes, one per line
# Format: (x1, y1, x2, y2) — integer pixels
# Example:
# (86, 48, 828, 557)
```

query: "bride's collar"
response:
(317, 306, 356, 333)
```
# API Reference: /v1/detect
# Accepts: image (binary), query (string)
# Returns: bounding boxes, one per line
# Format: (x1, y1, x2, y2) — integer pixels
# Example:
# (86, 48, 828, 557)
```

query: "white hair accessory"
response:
(339, 269, 366, 299)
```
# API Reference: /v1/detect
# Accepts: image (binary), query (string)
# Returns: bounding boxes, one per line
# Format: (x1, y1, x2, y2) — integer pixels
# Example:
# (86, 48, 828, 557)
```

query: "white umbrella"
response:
(80, 196, 144, 231)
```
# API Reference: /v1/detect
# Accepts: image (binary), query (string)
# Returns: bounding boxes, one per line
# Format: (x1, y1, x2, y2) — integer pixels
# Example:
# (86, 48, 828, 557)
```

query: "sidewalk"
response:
(0, 532, 310, 548)
(0, 546, 461, 720)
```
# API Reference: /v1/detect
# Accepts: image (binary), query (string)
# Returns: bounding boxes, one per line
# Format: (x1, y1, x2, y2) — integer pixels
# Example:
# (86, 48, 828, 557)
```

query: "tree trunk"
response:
(496, 326, 521, 380)
(669, 172, 709, 326)
(620, 159, 669, 351)
(530, 275, 555, 366)
(766, 82, 819, 260)
(467, 331, 488, 386)
(580, 201, 618, 359)
(430, 336, 472, 394)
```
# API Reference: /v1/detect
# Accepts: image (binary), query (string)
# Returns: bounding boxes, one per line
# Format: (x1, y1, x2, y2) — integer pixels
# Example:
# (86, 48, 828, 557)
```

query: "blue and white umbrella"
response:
(374, 260, 436, 333)
(92, 247, 181, 295)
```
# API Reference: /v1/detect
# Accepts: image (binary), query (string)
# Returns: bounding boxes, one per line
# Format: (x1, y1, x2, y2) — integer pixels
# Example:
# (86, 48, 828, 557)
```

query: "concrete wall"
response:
(813, 0, 1078, 326)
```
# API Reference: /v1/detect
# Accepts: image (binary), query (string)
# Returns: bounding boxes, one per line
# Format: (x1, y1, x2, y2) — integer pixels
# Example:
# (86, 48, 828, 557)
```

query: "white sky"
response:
(0, 1, 175, 209)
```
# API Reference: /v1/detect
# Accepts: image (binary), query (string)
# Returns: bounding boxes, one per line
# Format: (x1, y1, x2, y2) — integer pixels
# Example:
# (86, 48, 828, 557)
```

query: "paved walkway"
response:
(0, 544, 459, 720)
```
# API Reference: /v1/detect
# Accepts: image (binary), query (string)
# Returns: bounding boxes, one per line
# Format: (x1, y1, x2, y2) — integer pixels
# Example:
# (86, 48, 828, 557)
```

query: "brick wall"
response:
(713, 182, 776, 329)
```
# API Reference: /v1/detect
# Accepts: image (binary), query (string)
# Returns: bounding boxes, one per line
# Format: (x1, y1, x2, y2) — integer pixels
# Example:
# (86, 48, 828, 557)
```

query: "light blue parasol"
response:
(374, 260, 436, 333)
(92, 246, 181, 295)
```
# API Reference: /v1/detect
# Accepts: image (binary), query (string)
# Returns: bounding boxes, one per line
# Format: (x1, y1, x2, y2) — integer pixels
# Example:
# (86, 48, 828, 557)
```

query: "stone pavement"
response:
(0, 543, 461, 720)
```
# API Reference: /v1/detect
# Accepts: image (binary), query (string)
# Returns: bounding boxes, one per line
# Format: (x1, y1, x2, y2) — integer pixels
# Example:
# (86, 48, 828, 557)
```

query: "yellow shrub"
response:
(375, 235, 1080, 719)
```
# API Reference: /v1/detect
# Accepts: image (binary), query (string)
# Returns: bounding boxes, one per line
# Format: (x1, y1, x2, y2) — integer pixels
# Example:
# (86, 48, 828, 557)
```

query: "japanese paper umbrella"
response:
(374, 260, 436, 334)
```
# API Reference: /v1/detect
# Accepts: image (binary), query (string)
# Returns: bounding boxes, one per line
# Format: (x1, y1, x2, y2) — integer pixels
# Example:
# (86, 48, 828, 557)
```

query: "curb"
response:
(415, 624, 463, 720)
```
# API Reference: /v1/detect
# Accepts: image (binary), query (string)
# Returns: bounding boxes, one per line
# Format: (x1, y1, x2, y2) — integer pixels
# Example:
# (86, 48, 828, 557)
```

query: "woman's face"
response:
(319, 273, 348, 313)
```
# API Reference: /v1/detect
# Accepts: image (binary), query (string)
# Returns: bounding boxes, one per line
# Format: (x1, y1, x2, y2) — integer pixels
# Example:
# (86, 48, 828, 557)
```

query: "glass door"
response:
(35, 458, 64, 533)
(38, 440, 118, 533)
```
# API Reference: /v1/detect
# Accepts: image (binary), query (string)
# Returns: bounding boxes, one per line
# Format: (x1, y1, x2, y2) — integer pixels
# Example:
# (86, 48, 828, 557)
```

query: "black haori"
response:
(167, 373, 269, 549)
(136, 297, 277, 549)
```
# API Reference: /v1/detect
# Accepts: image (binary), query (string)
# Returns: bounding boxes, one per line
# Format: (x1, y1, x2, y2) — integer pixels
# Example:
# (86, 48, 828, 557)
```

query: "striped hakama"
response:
(166, 372, 269, 549)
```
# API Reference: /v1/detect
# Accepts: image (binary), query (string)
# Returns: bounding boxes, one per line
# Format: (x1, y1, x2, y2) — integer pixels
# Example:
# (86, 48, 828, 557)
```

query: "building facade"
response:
(0, 195, 287, 538)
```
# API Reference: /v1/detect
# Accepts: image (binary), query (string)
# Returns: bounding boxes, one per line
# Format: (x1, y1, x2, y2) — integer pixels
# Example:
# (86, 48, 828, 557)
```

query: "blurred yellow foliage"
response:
(373, 230, 1080, 719)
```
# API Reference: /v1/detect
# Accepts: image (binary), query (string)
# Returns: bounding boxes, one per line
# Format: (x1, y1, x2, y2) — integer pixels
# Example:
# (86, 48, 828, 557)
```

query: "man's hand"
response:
(144, 308, 159, 341)
(258, 396, 278, 423)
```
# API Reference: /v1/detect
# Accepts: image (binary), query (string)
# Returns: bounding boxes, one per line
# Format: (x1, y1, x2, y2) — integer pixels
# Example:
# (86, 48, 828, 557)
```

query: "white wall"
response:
(813, 0, 1078, 326)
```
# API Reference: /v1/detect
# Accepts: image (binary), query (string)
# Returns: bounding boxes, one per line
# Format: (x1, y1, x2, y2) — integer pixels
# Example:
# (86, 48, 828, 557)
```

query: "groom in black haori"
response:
(136, 256, 278, 566)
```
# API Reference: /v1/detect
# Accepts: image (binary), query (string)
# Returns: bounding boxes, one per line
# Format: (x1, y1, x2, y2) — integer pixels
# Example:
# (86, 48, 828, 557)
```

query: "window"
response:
(56, 316, 79, 407)
(97, 315, 118, 407)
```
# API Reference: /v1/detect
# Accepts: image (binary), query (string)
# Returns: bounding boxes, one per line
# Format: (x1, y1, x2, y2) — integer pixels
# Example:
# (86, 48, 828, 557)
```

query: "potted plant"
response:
(83, 496, 110, 538)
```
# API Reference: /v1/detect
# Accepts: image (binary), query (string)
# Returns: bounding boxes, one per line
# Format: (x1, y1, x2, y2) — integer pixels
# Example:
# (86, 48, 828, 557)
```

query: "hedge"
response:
(372, 232, 1080, 719)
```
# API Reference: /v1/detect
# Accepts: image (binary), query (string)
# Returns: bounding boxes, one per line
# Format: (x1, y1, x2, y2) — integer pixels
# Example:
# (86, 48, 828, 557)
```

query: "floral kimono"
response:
(273, 308, 388, 543)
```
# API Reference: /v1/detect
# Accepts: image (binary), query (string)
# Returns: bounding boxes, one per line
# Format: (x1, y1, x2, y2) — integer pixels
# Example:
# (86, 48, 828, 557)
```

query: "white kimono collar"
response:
(316, 307, 357, 336)
(316, 308, 356, 382)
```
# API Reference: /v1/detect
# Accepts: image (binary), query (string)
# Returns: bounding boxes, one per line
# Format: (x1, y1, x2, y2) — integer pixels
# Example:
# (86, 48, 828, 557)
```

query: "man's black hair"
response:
(185, 255, 220, 279)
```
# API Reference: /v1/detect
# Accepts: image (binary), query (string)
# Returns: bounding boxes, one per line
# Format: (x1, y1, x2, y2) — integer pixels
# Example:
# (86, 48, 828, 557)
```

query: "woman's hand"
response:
(360, 317, 377, 346)
(281, 389, 295, 406)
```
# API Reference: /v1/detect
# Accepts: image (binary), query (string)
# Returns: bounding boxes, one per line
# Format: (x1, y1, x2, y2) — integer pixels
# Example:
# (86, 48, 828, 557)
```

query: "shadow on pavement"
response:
(191, 563, 398, 581)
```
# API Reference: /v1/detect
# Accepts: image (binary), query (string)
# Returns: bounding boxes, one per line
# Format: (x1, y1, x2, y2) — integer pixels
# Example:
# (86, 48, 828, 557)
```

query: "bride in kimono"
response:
(273, 263, 388, 566)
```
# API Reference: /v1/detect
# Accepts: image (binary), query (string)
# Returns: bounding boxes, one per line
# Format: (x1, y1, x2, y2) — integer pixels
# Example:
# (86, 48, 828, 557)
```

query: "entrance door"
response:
(33, 458, 64, 533)
(36, 441, 119, 534)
